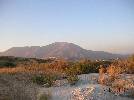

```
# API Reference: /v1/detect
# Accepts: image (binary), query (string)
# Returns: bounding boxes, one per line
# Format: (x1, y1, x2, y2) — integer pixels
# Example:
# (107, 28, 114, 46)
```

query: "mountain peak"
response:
(51, 42, 76, 46)
(54, 42, 70, 44)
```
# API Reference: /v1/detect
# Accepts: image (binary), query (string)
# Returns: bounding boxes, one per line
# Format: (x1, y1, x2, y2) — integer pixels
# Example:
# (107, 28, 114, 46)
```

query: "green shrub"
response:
(32, 75, 56, 87)
(67, 75, 79, 85)
(39, 93, 51, 100)
(0, 61, 16, 68)
(32, 75, 46, 85)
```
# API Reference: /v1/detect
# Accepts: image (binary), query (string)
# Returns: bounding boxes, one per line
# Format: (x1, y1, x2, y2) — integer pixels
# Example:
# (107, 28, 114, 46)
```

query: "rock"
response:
(72, 87, 94, 100)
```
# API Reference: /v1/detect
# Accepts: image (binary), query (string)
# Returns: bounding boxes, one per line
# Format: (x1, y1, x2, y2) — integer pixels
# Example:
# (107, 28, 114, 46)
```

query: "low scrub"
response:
(32, 74, 56, 87)
(67, 75, 79, 85)
(39, 93, 51, 100)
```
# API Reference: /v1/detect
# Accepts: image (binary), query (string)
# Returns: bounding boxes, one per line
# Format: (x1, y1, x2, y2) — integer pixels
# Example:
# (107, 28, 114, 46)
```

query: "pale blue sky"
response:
(0, 0, 134, 54)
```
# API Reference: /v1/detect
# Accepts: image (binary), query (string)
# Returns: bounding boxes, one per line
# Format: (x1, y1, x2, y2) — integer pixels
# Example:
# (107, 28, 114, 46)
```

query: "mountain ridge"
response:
(0, 42, 126, 60)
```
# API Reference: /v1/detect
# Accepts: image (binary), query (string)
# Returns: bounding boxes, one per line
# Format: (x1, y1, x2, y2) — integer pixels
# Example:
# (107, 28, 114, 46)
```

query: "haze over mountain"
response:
(0, 42, 126, 60)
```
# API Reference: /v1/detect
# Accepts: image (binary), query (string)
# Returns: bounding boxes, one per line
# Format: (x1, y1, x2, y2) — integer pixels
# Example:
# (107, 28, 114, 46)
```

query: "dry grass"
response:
(0, 73, 38, 100)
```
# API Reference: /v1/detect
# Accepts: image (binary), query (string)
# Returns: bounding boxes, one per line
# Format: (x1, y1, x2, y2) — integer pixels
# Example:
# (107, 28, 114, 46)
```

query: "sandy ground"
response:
(38, 73, 134, 100)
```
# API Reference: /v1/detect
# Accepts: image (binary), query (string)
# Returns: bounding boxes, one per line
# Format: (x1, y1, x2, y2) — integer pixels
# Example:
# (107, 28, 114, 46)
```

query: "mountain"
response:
(0, 42, 126, 60)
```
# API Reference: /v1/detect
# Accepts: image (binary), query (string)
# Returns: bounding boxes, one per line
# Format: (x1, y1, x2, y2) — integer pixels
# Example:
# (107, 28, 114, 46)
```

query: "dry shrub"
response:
(98, 66, 106, 84)
(0, 60, 68, 76)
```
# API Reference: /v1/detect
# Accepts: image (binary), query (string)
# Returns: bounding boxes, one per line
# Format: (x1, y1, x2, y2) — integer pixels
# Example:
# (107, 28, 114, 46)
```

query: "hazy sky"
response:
(0, 0, 134, 54)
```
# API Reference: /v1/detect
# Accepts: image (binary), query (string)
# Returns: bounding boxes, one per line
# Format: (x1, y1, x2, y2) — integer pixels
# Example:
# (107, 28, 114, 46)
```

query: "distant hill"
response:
(0, 42, 126, 60)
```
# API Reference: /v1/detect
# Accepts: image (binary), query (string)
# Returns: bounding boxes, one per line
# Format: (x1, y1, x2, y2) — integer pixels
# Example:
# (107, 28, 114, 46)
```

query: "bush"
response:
(67, 75, 79, 85)
(0, 61, 16, 68)
(32, 75, 46, 85)
(32, 75, 56, 87)
(65, 60, 101, 76)
(39, 93, 51, 100)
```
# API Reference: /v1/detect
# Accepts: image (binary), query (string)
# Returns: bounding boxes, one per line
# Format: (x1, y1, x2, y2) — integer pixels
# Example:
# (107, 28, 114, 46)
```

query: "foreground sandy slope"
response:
(39, 73, 133, 100)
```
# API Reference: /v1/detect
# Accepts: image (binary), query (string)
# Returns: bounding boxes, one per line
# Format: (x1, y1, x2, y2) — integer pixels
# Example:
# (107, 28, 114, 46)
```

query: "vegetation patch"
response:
(39, 93, 51, 100)
(32, 74, 56, 87)
(67, 75, 79, 85)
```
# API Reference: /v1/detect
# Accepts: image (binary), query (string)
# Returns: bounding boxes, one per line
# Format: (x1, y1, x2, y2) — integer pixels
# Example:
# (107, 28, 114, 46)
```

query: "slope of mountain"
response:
(0, 42, 126, 60)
